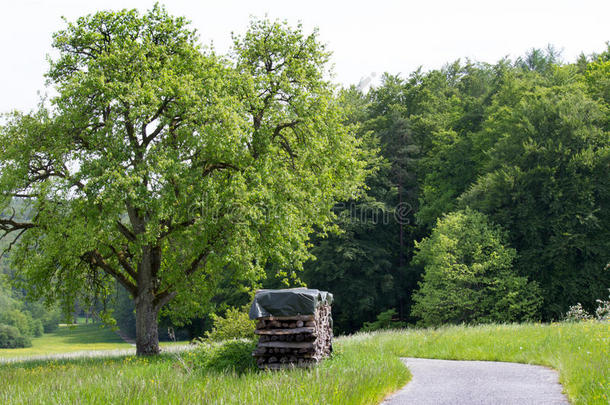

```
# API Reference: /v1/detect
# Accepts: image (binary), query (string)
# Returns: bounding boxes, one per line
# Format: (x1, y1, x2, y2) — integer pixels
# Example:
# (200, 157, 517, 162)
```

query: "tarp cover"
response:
(249, 288, 333, 319)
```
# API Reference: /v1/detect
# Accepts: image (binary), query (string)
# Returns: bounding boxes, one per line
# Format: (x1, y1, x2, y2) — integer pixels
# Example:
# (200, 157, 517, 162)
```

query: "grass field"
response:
(380, 322, 609, 405)
(0, 321, 607, 404)
(0, 324, 185, 360)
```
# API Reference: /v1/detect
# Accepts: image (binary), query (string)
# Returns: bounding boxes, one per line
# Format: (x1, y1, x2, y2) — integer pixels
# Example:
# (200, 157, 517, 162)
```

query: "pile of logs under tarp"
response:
(252, 304, 332, 370)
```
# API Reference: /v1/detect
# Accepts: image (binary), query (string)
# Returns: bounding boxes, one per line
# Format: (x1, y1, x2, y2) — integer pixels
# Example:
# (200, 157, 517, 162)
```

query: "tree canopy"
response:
(410, 209, 541, 326)
(0, 6, 366, 354)
(304, 46, 609, 331)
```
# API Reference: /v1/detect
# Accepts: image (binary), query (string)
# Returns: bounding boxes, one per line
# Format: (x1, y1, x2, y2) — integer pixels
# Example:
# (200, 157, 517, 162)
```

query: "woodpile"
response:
(252, 304, 332, 370)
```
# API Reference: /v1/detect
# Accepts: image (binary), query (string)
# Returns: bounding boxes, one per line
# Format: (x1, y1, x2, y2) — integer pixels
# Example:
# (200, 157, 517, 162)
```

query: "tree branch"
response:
(142, 97, 174, 145)
(272, 120, 301, 166)
(185, 249, 210, 277)
(1, 228, 27, 255)
(0, 217, 37, 233)
(272, 120, 301, 139)
(201, 162, 241, 177)
(153, 290, 177, 309)
(116, 220, 137, 242)
(121, 104, 140, 151)
(84, 249, 137, 296)
(159, 218, 196, 239)
(153, 246, 212, 303)
(108, 245, 137, 280)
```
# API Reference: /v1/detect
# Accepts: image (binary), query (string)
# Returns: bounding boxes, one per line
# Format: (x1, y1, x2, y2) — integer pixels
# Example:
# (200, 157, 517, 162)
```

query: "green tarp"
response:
(248, 288, 333, 319)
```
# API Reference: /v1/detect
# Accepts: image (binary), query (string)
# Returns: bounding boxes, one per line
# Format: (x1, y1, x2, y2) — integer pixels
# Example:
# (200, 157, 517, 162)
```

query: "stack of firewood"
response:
(252, 304, 332, 370)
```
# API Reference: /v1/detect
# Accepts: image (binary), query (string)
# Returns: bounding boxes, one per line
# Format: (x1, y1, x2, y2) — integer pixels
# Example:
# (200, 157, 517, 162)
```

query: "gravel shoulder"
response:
(382, 357, 569, 405)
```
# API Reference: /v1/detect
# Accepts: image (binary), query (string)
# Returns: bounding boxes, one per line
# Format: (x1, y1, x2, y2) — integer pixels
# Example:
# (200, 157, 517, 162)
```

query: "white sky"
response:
(1, 0, 608, 113)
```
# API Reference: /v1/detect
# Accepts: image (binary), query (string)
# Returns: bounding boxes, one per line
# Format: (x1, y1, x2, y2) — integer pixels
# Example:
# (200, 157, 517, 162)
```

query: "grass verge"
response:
(0, 322, 607, 404)
(378, 321, 609, 404)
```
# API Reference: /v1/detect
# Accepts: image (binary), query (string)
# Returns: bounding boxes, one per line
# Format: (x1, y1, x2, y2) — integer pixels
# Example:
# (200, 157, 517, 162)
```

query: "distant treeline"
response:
(300, 45, 610, 333)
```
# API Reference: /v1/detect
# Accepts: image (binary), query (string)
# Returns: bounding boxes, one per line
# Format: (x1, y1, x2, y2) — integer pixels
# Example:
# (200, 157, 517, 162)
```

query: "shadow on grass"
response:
(52, 323, 126, 345)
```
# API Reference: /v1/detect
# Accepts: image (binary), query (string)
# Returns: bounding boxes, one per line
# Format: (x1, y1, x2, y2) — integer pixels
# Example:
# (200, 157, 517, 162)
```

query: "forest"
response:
(303, 45, 610, 333)
(0, 7, 608, 342)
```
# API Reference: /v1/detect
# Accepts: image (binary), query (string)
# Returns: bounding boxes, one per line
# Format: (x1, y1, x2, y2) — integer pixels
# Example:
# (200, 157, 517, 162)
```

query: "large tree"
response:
(0, 6, 366, 354)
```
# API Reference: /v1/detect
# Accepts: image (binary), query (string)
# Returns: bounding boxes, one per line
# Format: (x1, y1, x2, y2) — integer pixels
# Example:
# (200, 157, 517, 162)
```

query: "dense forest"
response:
(301, 45, 610, 333)
(2, 43, 609, 339)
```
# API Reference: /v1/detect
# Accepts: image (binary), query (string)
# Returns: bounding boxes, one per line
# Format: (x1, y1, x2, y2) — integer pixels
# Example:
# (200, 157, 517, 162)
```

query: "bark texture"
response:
(135, 290, 160, 355)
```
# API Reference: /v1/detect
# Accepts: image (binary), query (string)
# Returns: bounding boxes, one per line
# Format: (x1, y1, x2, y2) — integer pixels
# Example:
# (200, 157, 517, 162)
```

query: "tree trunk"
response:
(135, 291, 160, 355)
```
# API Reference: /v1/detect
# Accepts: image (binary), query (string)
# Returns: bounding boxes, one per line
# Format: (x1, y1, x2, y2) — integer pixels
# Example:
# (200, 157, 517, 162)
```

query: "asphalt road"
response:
(382, 357, 569, 405)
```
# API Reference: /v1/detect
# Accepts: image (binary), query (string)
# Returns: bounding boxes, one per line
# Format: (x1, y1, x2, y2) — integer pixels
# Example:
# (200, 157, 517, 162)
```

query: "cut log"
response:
(258, 341, 315, 349)
(254, 327, 315, 335)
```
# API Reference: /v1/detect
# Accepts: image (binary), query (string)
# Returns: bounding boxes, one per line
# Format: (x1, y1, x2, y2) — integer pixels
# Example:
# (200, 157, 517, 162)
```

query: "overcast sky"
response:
(1, 0, 608, 113)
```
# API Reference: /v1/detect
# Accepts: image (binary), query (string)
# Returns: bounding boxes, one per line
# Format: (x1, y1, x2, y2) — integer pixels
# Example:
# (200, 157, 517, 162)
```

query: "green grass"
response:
(0, 324, 185, 359)
(0, 332, 408, 404)
(0, 324, 131, 358)
(378, 321, 609, 405)
(0, 322, 607, 404)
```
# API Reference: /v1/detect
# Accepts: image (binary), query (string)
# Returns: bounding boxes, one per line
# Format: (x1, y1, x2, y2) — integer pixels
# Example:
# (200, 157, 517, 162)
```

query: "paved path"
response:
(382, 358, 569, 405)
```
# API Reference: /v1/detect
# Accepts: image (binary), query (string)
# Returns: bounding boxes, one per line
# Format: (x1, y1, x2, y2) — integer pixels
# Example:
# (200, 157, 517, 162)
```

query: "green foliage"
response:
(0, 324, 31, 348)
(204, 307, 255, 342)
(515, 46, 561, 74)
(0, 310, 30, 337)
(30, 319, 44, 337)
(0, 308, 44, 338)
(0, 273, 58, 336)
(108, 284, 136, 338)
(460, 75, 610, 318)
(361, 309, 406, 332)
(303, 83, 419, 333)
(356, 48, 609, 323)
(191, 339, 257, 374)
(306, 50, 609, 330)
(411, 209, 541, 326)
(584, 54, 610, 106)
(22, 301, 62, 334)
(305, 61, 513, 332)
(0, 5, 367, 352)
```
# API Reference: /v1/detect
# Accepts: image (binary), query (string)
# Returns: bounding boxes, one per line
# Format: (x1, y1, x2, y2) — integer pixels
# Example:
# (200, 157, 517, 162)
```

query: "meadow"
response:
(0, 321, 608, 404)
(0, 323, 185, 361)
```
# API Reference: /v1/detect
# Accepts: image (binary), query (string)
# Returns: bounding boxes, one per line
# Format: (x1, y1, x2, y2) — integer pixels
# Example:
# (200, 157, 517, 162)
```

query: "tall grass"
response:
(0, 333, 408, 404)
(0, 322, 607, 404)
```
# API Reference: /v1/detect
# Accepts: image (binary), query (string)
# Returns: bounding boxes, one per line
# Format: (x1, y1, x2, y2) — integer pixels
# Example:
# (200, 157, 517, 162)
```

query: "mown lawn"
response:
(0, 322, 607, 404)
(0, 324, 185, 359)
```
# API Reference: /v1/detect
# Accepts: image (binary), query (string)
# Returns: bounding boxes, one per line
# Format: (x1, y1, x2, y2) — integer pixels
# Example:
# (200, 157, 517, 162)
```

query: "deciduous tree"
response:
(0, 6, 366, 354)
(410, 209, 541, 326)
